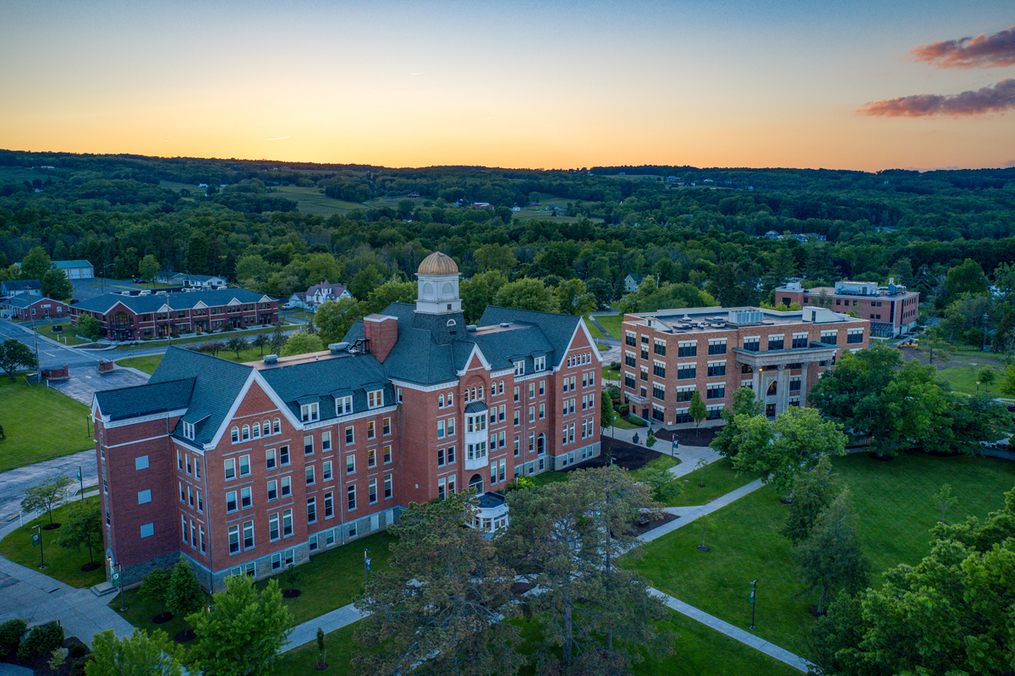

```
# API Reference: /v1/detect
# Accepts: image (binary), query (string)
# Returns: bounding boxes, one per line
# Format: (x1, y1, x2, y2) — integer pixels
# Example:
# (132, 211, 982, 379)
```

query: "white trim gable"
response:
(227, 298, 242, 306)
(205, 371, 302, 450)
(456, 343, 491, 376)
(555, 319, 603, 371)
(157, 303, 172, 313)
(258, 294, 273, 303)
(192, 301, 208, 310)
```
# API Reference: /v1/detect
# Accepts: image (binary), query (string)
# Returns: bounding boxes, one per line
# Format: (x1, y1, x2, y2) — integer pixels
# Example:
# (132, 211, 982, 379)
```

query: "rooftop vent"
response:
(264, 354, 278, 364)
(467, 324, 478, 331)
(500, 322, 510, 328)
(329, 342, 349, 353)
(682, 314, 691, 321)
(728, 310, 763, 325)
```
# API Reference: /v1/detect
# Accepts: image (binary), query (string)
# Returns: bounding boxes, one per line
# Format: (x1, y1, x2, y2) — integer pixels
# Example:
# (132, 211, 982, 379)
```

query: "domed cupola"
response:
(416, 252, 461, 315)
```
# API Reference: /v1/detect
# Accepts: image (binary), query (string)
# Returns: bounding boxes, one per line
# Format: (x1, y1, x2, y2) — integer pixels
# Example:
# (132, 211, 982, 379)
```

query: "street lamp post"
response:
(749, 580, 757, 630)
(32, 525, 45, 569)
(364, 549, 371, 585)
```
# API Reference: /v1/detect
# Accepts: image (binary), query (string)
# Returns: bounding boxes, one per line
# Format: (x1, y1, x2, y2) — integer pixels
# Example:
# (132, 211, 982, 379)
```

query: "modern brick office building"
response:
(619, 306, 869, 426)
(71, 289, 278, 341)
(91, 252, 602, 590)
(775, 279, 919, 337)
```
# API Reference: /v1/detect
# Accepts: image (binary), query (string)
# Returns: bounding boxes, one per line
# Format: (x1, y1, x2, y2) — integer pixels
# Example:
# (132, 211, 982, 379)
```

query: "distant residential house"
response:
(304, 280, 352, 308)
(53, 260, 94, 280)
(624, 273, 648, 293)
(1, 279, 43, 298)
(157, 271, 185, 284)
(285, 291, 308, 309)
(2, 295, 69, 321)
(156, 272, 226, 288)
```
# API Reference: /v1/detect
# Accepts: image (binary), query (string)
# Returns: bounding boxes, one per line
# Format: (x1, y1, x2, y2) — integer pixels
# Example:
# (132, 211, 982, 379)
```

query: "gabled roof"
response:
(95, 377, 195, 421)
(74, 289, 272, 315)
(1, 279, 42, 292)
(626, 273, 647, 283)
(259, 352, 393, 422)
(53, 260, 93, 269)
(3, 295, 65, 309)
(305, 280, 348, 297)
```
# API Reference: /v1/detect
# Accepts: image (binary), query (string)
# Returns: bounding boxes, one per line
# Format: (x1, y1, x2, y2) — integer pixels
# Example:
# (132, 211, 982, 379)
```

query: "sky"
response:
(2, 1, 1014, 172)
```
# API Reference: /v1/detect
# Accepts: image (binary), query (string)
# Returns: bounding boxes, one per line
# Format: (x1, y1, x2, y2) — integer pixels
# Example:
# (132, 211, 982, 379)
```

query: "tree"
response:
(977, 367, 997, 389)
(492, 278, 560, 313)
(353, 491, 521, 676)
(639, 463, 682, 503)
(85, 629, 185, 676)
(21, 475, 73, 526)
(138, 254, 160, 283)
(20, 246, 52, 280)
(554, 278, 597, 316)
(944, 258, 987, 301)
(41, 268, 73, 301)
(225, 336, 248, 359)
(934, 483, 959, 524)
(251, 334, 268, 357)
(688, 389, 707, 440)
(460, 270, 508, 323)
(781, 456, 838, 545)
(186, 232, 210, 275)
(187, 575, 291, 676)
(600, 393, 615, 435)
(279, 331, 322, 357)
(795, 490, 871, 615)
(139, 568, 174, 620)
(501, 467, 671, 674)
(0, 338, 38, 380)
(269, 322, 286, 355)
(167, 560, 203, 635)
(808, 345, 901, 443)
(733, 406, 846, 498)
(1002, 364, 1015, 397)
(77, 314, 103, 341)
(710, 387, 763, 458)
(348, 264, 384, 300)
(313, 297, 358, 342)
(923, 328, 951, 364)
(474, 243, 516, 272)
(54, 503, 102, 568)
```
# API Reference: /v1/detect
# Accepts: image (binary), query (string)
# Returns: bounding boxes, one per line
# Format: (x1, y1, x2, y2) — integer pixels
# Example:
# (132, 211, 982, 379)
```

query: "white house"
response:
(304, 280, 352, 308)
(624, 273, 648, 293)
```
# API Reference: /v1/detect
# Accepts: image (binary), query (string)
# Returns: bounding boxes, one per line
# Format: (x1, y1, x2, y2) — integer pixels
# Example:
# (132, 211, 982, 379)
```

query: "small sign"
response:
(365, 558, 371, 571)
(76, 469, 82, 481)
(111, 570, 120, 586)
(31, 533, 40, 547)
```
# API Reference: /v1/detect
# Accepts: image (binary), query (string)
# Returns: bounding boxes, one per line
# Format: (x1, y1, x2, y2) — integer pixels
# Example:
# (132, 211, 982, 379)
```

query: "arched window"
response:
(448, 392, 454, 406)
(231, 427, 239, 443)
(478, 385, 484, 400)
(469, 474, 484, 495)
(767, 381, 778, 396)
(537, 433, 546, 455)
(464, 389, 470, 403)
(252, 424, 260, 439)
(439, 394, 445, 408)
(447, 318, 457, 327)
(263, 421, 270, 437)
(273, 418, 281, 434)
(241, 425, 250, 441)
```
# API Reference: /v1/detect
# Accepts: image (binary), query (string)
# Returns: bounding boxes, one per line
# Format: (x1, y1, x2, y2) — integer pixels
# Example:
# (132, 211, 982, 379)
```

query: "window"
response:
(369, 479, 377, 504)
(384, 474, 393, 499)
(513, 386, 519, 402)
(438, 477, 447, 501)
(324, 492, 334, 518)
(199, 525, 205, 552)
(677, 364, 696, 380)
(678, 341, 697, 357)
(239, 454, 250, 477)
(224, 458, 236, 480)
(301, 402, 320, 422)
(269, 513, 280, 540)
(282, 509, 293, 537)
(437, 420, 445, 439)
(513, 410, 520, 426)
(653, 339, 666, 356)
(279, 445, 290, 466)
(231, 427, 239, 443)
(792, 333, 808, 349)
(138, 522, 154, 538)
(368, 390, 383, 408)
(438, 394, 445, 408)
(499, 405, 506, 422)
(306, 465, 315, 485)
(529, 382, 535, 398)
(323, 460, 332, 481)
(346, 427, 354, 444)
(195, 458, 201, 479)
(281, 476, 291, 497)
(653, 384, 665, 400)
(847, 328, 864, 344)
(820, 330, 838, 344)
(708, 339, 727, 355)
(197, 490, 203, 512)
(322, 431, 331, 452)
(768, 336, 784, 351)
(626, 331, 636, 347)
(347, 454, 356, 474)
(138, 489, 151, 504)
(382, 417, 391, 435)
(653, 361, 666, 378)
(438, 448, 446, 467)
(348, 485, 357, 511)
(529, 406, 535, 422)
(252, 422, 260, 439)
(242, 425, 250, 441)
(625, 351, 636, 367)
(366, 420, 376, 439)
(135, 455, 149, 470)
(266, 449, 276, 470)
(624, 372, 635, 388)
(187, 486, 194, 507)
(707, 361, 726, 377)
(243, 520, 255, 549)
(367, 448, 376, 468)
(263, 421, 270, 437)
(707, 384, 725, 399)
(383, 445, 392, 463)
(226, 491, 237, 512)
(336, 395, 352, 415)
(240, 486, 252, 508)
(267, 480, 278, 501)
(514, 361, 525, 376)
(743, 337, 760, 352)
(307, 496, 317, 523)
(640, 367, 648, 381)
(447, 417, 455, 436)
(229, 525, 240, 554)
(534, 355, 546, 371)
(273, 418, 281, 434)
(539, 403, 545, 419)
(447, 446, 455, 463)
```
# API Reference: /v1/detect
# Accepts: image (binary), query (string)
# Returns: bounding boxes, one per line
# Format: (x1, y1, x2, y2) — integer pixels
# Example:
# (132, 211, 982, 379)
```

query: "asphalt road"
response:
(0, 449, 98, 523)
(0, 320, 105, 370)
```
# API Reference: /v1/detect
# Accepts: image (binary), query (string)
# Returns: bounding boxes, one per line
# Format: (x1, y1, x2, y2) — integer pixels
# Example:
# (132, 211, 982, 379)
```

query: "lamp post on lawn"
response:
(364, 549, 371, 585)
(749, 580, 757, 631)
(32, 525, 45, 569)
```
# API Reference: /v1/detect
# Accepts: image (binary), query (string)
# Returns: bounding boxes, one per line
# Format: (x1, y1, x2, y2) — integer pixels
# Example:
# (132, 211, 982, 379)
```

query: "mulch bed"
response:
(283, 588, 302, 598)
(633, 512, 678, 536)
(569, 438, 660, 472)
(1, 636, 88, 676)
(652, 427, 719, 446)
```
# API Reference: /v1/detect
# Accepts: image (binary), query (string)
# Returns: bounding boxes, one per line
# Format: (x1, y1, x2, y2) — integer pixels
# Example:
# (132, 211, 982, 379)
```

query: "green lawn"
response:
(610, 415, 646, 430)
(254, 531, 397, 625)
(111, 583, 212, 643)
(34, 322, 93, 345)
(669, 458, 762, 507)
(266, 623, 359, 675)
(602, 366, 620, 380)
(935, 364, 1004, 396)
(271, 185, 365, 216)
(0, 377, 93, 472)
(628, 453, 1015, 657)
(113, 324, 291, 352)
(116, 354, 165, 375)
(584, 318, 608, 341)
(117, 341, 305, 376)
(0, 497, 106, 588)
(594, 313, 623, 339)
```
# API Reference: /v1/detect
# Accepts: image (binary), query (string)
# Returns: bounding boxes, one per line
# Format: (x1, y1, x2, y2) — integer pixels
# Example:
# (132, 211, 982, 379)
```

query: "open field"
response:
(266, 623, 359, 676)
(628, 452, 1015, 657)
(668, 458, 761, 507)
(934, 363, 1005, 396)
(0, 497, 106, 588)
(270, 185, 365, 216)
(33, 322, 92, 346)
(0, 377, 93, 472)
(594, 313, 622, 339)
(117, 340, 298, 376)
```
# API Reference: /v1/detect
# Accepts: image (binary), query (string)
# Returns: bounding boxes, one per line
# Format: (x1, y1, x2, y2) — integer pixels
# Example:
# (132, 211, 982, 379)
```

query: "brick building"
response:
(619, 306, 869, 426)
(1, 295, 68, 321)
(775, 279, 919, 337)
(71, 289, 278, 341)
(92, 252, 602, 590)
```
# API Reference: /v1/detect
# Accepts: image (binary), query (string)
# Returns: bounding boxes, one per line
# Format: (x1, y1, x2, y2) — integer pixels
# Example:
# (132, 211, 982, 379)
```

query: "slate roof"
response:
(2, 295, 66, 309)
(1, 280, 42, 293)
(53, 260, 93, 270)
(95, 377, 195, 421)
(74, 289, 272, 315)
(146, 347, 255, 444)
(478, 306, 581, 363)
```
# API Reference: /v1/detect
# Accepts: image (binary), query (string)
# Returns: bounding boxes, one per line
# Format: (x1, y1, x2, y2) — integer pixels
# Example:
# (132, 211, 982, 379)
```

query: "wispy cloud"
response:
(911, 25, 1015, 69)
(860, 79, 1015, 117)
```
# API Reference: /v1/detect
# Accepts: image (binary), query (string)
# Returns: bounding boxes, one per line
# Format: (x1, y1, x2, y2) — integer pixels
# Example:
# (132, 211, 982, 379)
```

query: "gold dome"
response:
(417, 252, 459, 276)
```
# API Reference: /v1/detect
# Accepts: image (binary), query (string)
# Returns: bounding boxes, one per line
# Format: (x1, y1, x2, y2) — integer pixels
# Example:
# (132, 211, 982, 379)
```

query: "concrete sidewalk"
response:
(602, 423, 722, 479)
(282, 602, 366, 652)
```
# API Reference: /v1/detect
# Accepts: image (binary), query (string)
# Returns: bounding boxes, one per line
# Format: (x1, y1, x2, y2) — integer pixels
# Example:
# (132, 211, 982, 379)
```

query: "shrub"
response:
(70, 655, 92, 676)
(18, 622, 64, 659)
(0, 618, 27, 655)
(627, 413, 648, 426)
(68, 642, 88, 659)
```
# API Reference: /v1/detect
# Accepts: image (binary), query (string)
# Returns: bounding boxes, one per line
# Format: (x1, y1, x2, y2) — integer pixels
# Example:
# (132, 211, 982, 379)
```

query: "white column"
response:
(799, 362, 810, 405)
(776, 364, 789, 415)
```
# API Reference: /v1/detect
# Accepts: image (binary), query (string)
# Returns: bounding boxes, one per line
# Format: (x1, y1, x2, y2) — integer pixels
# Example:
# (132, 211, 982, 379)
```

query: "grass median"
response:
(0, 376, 93, 472)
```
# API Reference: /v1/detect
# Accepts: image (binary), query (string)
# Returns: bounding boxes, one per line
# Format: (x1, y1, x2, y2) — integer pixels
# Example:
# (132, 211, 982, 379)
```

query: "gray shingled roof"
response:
(95, 378, 195, 421)
(74, 289, 271, 315)
(478, 306, 581, 362)
(259, 352, 394, 422)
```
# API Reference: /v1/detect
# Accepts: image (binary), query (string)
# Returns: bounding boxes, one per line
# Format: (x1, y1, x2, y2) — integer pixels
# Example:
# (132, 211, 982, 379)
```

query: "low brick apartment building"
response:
(91, 253, 601, 590)
(619, 306, 869, 426)
(71, 289, 278, 341)
(775, 279, 919, 337)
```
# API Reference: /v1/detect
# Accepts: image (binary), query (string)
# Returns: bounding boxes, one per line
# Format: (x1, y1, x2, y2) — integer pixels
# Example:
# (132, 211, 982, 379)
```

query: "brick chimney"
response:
(363, 314, 398, 363)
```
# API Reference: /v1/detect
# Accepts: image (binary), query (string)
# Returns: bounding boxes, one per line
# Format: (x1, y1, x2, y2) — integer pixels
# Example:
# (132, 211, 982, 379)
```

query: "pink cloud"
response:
(860, 79, 1015, 117)
(911, 25, 1015, 69)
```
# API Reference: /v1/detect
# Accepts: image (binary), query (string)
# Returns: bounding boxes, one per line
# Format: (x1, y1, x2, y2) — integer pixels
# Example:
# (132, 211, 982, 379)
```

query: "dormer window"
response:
(447, 318, 456, 326)
(183, 421, 195, 440)
(336, 395, 353, 415)
(514, 361, 525, 376)
(534, 356, 546, 372)
(301, 402, 320, 422)
(368, 390, 384, 409)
